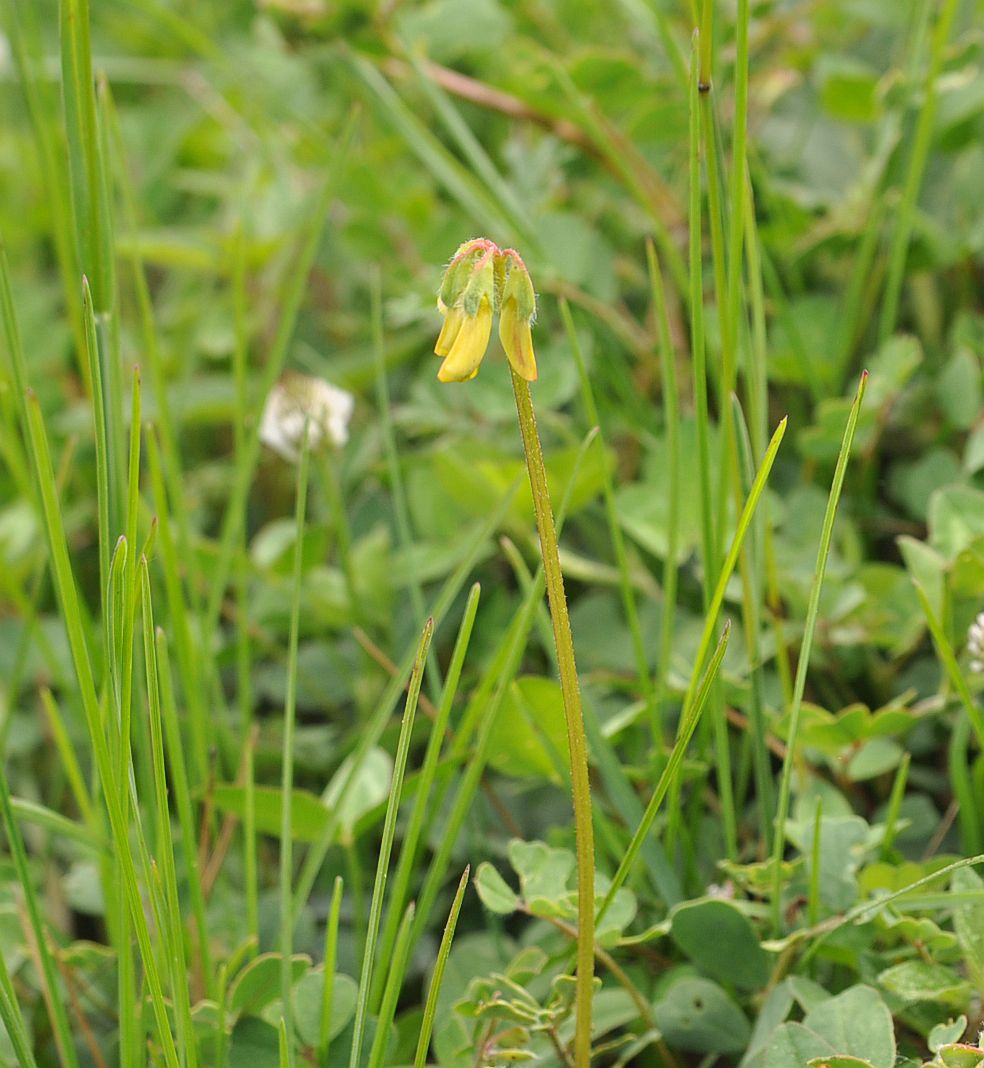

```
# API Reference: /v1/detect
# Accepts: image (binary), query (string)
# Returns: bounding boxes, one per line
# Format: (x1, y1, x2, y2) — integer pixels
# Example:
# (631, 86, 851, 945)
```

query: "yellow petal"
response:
(498, 299, 537, 381)
(434, 305, 465, 357)
(437, 298, 492, 382)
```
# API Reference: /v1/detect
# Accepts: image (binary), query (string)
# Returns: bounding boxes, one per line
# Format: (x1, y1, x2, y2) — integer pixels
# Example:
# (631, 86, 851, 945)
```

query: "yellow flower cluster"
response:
(434, 239, 537, 383)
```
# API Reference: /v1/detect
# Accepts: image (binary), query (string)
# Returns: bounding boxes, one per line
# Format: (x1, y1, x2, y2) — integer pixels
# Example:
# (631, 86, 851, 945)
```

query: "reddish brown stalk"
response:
(382, 56, 596, 152)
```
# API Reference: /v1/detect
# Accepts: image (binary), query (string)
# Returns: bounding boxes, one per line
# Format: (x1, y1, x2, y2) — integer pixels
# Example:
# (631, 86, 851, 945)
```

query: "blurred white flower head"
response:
(968, 611, 984, 674)
(260, 373, 354, 462)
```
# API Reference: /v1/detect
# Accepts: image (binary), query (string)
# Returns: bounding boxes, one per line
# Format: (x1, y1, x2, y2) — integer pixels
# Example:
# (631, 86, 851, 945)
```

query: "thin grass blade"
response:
(413, 866, 470, 1068)
(348, 617, 433, 1068)
(770, 372, 868, 932)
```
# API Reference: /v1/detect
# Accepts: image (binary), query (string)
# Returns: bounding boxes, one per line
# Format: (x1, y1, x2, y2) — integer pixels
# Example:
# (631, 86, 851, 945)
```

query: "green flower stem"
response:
(511, 370, 594, 1068)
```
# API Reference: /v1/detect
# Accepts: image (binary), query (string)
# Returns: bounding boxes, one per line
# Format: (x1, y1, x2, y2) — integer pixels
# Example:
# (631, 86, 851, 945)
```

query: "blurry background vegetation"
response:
(2, 0, 984, 1065)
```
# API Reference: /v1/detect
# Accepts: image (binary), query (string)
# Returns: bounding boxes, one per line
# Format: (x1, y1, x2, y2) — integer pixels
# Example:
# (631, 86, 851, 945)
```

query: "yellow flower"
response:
(436, 296, 493, 382)
(498, 296, 537, 381)
(434, 302, 464, 357)
(433, 241, 538, 384)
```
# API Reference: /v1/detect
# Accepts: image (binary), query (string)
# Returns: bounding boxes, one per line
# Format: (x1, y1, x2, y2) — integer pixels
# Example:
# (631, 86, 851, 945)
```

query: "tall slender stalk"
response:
(406, 435, 593, 957)
(511, 370, 594, 1068)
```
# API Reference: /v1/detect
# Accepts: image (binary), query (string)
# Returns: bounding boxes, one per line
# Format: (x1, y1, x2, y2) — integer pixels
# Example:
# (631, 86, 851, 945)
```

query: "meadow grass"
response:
(1, 2, 983, 1067)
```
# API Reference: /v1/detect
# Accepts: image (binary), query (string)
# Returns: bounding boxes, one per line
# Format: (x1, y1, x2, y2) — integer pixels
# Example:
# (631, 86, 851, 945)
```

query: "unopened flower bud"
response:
(498, 257, 537, 381)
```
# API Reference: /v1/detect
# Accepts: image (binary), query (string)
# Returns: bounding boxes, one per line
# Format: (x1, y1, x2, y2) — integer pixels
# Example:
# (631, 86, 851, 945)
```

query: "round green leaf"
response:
(292, 969, 357, 1047)
(764, 1022, 836, 1068)
(487, 676, 567, 783)
(229, 953, 310, 1015)
(938, 1046, 984, 1068)
(806, 1056, 876, 1067)
(228, 1017, 280, 1068)
(929, 1017, 968, 1052)
(508, 839, 575, 918)
(211, 784, 330, 843)
(878, 961, 971, 1007)
(802, 985, 895, 1068)
(321, 748, 393, 846)
(475, 862, 520, 915)
(653, 976, 750, 1054)
(669, 899, 768, 992)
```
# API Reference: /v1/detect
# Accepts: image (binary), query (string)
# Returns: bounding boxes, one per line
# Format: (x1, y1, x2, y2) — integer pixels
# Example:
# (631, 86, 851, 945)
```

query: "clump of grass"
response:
(2, 2, 983, 1066)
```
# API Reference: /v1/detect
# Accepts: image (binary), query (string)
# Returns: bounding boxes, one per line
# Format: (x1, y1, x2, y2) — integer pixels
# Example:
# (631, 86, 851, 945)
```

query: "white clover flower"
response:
(706, 881, 735, 900)
(259, 372, 354, 462)
(967, 611, 984, 674)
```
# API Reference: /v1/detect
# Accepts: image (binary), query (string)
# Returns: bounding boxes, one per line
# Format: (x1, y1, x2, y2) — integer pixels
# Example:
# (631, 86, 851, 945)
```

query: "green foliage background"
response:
(1, 0, 984, 1066)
